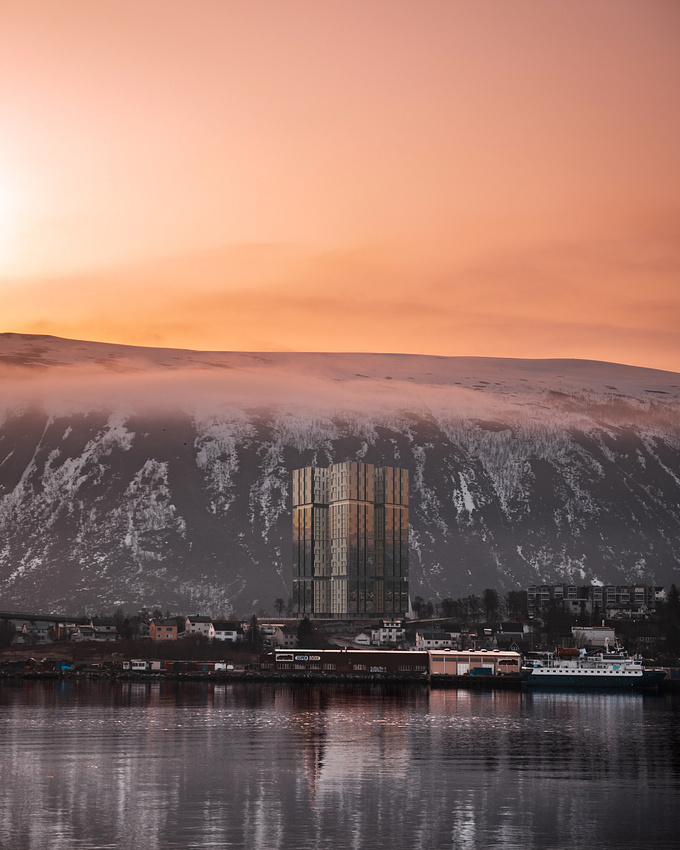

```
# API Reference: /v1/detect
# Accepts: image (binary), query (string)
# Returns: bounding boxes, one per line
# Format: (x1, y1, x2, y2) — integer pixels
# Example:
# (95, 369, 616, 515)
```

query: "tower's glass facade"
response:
(292, 462, 408, 619)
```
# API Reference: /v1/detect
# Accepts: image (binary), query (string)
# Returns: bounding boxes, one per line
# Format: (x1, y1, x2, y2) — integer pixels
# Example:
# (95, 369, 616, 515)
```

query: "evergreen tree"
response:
(482, 588, 499, 621)
(440, 597, 456, 618)
(297, 616, 314, 649)
(504, 590, 526, 621)
(246, 615, 262, 651)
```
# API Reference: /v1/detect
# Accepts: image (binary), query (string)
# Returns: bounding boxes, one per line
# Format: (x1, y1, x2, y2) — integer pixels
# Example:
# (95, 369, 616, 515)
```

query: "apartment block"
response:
(527, 584, 662, 616)
(292, 462, 408, 619)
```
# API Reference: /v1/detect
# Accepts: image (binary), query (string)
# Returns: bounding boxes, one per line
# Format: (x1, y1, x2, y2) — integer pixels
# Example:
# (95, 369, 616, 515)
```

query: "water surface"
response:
(1, 681, 679, 849)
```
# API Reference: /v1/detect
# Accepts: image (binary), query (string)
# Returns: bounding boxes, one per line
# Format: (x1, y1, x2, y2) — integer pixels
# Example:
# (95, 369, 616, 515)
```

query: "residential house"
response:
(90, 617, 118, 641)
(527, 584, 662, 617)
(373, 619, 406, 645)
(439, 622, 462, 648)
(16, 621, 52, 644)
(496, 622, 526, 651)
(185, 615, 215, 640)
(71, 625, 96, 641)
(212, 621, 243, 642)
(150, 618, 179, 641)
(259, 623, 284, 642)
(353, 619, 406, 647)
(269, 625, 299, 649)
(56, 622, 82, 641)
(415, 630, 454, 650)
(471, 627, 496, 650)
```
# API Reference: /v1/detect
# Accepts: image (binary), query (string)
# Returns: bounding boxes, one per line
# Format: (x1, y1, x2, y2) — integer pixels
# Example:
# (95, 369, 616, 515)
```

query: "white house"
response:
(373, 619, 405, 645)
(212, 621, 243, 642)
(415, 630, 453, 650)
(185, 615, 215, 640)
(354, 619, 406, 647)
(572, 626, 617, 649)
(270, 626, 298, 649)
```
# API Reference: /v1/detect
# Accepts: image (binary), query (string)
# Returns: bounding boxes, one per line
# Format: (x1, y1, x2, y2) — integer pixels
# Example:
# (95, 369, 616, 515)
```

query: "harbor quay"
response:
(3, 647, 679, 691)
(0, 647, 522, 686)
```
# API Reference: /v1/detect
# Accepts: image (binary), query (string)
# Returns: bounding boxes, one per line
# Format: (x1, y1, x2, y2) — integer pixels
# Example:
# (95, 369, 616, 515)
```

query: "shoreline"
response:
(0, 669, 514, 687)
(2, 669, 679, 691)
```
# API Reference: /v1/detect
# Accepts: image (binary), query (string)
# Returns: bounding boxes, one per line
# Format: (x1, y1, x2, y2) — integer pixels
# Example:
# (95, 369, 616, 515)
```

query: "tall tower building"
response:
(374, 466, 409, 617)
(292, 462, 408, 619)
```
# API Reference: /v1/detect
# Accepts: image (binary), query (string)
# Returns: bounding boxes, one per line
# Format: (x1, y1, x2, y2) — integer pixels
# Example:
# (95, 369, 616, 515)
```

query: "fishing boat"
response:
(521, 647, 666, 689)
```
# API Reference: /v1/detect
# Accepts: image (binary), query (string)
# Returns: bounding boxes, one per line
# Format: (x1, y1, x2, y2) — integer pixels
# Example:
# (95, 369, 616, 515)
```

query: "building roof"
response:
(186, 615, 213, 624)
(212, 621, 241, 631)
(151, 618, 178, 627)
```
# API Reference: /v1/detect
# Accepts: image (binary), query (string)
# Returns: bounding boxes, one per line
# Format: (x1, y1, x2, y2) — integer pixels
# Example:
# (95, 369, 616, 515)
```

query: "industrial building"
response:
(259, 648, 522, 678)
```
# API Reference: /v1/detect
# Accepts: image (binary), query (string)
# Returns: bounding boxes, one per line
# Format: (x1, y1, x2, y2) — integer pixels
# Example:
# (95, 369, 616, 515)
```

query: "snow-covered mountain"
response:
(1, 332, 679, 616)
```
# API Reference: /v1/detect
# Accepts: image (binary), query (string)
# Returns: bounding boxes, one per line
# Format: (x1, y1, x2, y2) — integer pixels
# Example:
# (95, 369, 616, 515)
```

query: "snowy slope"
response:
(0, 333, 679, 615)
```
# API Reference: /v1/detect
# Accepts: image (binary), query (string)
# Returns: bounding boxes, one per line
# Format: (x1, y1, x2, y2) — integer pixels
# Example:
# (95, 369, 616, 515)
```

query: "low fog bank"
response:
(1, 334, 679, 435)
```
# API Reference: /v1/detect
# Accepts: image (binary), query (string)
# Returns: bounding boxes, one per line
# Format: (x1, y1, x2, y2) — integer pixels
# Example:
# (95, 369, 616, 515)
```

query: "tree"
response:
(542, 600, 575, 646)
(246, 615, 263, 651)
(0, 619, 15, 649)
(482, 588, 499, 621)
(273, 598, 286, 616)
(465, 595, 482, 621)
(297, 617, 315, 649)
(504, 590, 526, 621)
(441, 597, 456, 618)
(113, 607, 132, 641)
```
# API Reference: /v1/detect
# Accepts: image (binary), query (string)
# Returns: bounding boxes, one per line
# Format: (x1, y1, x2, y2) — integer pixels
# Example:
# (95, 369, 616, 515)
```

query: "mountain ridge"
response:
(0, 333, 678, 615)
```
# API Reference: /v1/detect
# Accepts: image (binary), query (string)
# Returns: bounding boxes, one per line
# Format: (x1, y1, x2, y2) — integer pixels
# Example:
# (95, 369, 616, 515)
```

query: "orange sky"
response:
(1, 0, 679, 370)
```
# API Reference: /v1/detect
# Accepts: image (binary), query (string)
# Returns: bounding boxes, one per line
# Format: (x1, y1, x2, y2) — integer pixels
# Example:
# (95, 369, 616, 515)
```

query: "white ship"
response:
(521, 648, 666, 689)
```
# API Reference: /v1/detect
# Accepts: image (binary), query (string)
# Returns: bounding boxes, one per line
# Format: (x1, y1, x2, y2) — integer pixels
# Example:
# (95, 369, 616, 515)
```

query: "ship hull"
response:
(521, 669, 666, 689)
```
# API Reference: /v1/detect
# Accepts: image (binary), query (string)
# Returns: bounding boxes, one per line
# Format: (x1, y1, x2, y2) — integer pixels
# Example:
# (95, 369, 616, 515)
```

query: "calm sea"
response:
(1, 680, 679, 850)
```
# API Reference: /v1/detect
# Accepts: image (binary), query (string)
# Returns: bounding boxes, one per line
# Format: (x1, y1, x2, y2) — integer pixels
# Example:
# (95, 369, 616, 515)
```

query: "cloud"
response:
(2, 210, 680, 372)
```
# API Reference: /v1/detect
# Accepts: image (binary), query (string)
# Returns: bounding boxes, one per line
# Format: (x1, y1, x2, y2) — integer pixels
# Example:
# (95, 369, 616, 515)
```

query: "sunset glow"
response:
(1, 1, 679, 370)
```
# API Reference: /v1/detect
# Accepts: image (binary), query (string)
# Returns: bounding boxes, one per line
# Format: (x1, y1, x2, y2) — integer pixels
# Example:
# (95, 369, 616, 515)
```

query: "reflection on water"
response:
(1, 681, 679, 849)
